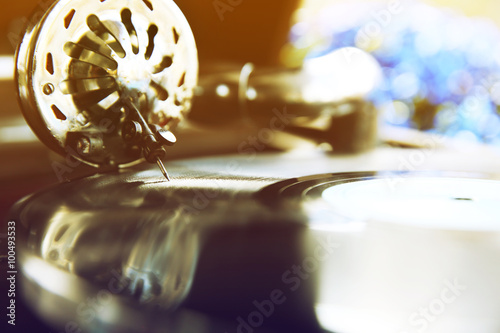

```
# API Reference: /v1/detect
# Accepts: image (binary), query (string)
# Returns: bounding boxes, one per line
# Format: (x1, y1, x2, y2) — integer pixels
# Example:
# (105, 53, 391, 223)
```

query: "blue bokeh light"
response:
(292, 2, 500, 145)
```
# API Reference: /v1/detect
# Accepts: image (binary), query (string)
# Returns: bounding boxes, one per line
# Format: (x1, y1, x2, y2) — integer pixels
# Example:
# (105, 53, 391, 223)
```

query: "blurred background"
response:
(287, 0, 500, 146)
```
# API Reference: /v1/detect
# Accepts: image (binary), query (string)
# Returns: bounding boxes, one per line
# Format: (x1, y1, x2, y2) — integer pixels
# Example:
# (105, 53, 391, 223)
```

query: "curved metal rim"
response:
(16, 1, 68, 158)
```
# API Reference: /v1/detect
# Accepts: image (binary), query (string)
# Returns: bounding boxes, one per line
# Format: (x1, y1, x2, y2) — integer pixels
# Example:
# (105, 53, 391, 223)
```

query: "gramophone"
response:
(6, 1, 500, 333)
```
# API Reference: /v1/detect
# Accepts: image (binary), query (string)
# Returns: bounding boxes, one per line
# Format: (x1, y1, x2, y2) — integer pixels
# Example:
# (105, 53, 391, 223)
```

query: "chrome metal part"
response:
(16, 0, 198, 172)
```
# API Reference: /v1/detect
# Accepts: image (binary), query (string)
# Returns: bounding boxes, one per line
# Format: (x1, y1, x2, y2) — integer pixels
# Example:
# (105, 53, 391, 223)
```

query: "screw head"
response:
(43, 83, 55, 95)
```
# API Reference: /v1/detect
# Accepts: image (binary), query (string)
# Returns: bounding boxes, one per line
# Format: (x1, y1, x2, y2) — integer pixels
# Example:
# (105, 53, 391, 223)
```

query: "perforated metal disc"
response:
(16, 0, 198, 167)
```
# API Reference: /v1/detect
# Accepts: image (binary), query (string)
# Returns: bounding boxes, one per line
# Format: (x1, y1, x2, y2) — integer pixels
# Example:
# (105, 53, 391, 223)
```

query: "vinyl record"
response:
(8, 158, 500, 333)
